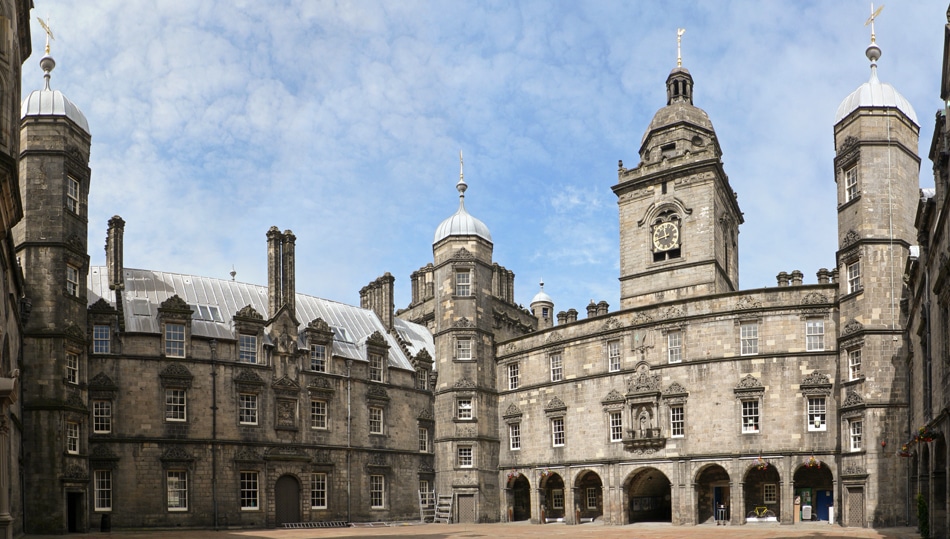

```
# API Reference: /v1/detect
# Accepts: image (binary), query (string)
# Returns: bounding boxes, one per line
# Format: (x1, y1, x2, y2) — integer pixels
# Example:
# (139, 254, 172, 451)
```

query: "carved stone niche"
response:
(623, 362, 665, 451)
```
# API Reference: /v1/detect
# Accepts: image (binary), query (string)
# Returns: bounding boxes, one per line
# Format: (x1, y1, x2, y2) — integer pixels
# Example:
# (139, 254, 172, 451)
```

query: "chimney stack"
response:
(266, 226, 296, 319)
(106, 215, 125, 292)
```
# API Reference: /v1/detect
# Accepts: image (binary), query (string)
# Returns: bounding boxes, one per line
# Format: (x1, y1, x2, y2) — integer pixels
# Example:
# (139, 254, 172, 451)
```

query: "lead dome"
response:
(433, 158, 492, 245)
(834, 41, 917, 125)
(21, 53, 90, 134)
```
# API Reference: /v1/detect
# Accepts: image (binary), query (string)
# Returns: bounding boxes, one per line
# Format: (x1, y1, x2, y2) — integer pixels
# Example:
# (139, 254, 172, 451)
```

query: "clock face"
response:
(652, 222, 679, 251)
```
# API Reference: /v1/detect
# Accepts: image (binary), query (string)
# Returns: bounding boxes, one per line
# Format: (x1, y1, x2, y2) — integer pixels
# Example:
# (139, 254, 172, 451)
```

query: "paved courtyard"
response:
(24, 521, 921, 539)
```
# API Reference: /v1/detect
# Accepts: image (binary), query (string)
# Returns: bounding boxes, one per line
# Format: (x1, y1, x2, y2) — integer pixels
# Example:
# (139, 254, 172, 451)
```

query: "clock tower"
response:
(614, 62, 742, 310)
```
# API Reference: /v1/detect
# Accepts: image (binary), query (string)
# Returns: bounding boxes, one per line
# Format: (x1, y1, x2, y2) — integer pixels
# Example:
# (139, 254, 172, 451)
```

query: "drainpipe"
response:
(346, 359, 353, 522)
(210, 339, 218, 530)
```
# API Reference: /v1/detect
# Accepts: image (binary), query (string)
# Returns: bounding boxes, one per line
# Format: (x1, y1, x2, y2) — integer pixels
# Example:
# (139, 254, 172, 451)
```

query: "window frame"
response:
(667, 330, 683, 364)
(455, 337, 473, 361)
(164, 323, 186, 358)
(93, 324, 111, 354)
(65, 352, 79, 384)
(847, 260, 862, 294)
(369, 353, 384, 382)
(310, 344, 327, 372)
(66, 264, 80, 297)
(609, 411, 623, 442)
(457, 445, 474, 468)
(370, 475, 386, 509)
(607, 340, 621, 372)
(93, 400, 112, 434)
(238, 334, 258, 364)
(238, 393, 259, 425)
(66, 176, 81, 213)
(311, 472, 328, 509)
(455, 270, 471, 297)
(849, 419, 863, 452)
(165, 388, 187, 422)
(763, 483, 778, 505)
(94, 469, 112, 512)
(551, 489, 565, 510)
(807, 396, 827, 432)
(740, 322, 759, 356)
(369, 406, 384, 434)
(456, 398, 473, 420)
(741, 399, 759, 434)
(670, 405, 685, 438)
(844, 165, 858, 202)
(586, 487, 598, 510)
(848, 348, 863, 380)
(418, 427, 429, 453)
(550, 353, 563, 382)
(310, 399, 328, 430)
(167, 470, 188, 512)
(66, 421, 80, 454)
(805, 319, 825, 352)
(551, 417, 565, 447)
(240, 471, 259, 510)
(507, 363, 519, 390)
(509, 423, 521, 450)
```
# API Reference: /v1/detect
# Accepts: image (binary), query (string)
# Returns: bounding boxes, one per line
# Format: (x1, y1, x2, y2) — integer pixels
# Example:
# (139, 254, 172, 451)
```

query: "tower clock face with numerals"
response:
(652, 222, 679, 251)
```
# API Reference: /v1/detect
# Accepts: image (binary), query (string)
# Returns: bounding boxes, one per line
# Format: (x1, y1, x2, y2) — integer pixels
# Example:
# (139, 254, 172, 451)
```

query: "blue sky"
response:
(25, 1, 943, 317)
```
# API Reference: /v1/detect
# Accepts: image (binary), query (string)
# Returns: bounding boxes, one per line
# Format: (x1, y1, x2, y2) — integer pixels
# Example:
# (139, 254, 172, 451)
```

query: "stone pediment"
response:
(271, 376, 301, 396)
(842, 389, 865, 408)
(631, 312, 654, 326)
(801, 372, 831, 386)
(64, 323, 85, 342)
(234, 448, 262, 462)
(89, 298, 115, 313)
(367, 330, 387, 347)
(414, 349, 433, 365)
(544, 396, 566, 412)
(454, 317, 474, 328)
(161, 446, 194, 462)
(159, 295, 191, 313)
(735, 374, 762, 390)
(90, 445, 119, 460)
(801, 293, 829, 305)
(453, 377, 477, 389)
(601, 389, 625, 404)
(453, 248, 474, 260)
(503, 403, 523, 418)
(842, 229, 860, 248)
(663, 382, 688, 396)
(367, 384, 390, 401)
(418, 408, 434, 421)
(842, 318, 863, 336)
(235, 304, 264, 320)
(627, 364, 661, 394)
(307, 317, 331, 333)
(735, 296, 761, 310)
(307, 376, 334, 392)
(602, 318, 622, 331)
(61, 464, 88, 482)
(89, 372, 117, 390)
(234, 370, 265, 386)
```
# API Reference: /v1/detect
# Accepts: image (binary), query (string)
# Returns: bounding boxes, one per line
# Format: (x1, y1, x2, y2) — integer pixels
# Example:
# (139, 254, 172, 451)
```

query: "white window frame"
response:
(849, 419, 863, 451)
(550, 353, 563, 382)
(551, 417, 565, 447)
(67, 176, 80, 213)
(509, 423, 521, 450)
(240, 471, 259, 510)
(310, 344, 327, 372)
(763, 483, 777, 505)
(417, 369, 429, 390)
(456, 338, 473, 361)
(741, 399, 759, 434)
(165, 389, 187, 422)
(370, 475, 385, 508)
(419, 479, 433, 506)
(457, 398, 473, 420)
(609, 411, 623, 442)
(848, 349, 863, 380)
(805, 319, 825, 352)
(845, 165, 858, 202)
(65, 352, 79, 384)
(586, 487, 598, 510)
(667, 330, 682, 363)
(457, 445, 473, 468)
(551, 489, 565, 509)
(310, 400, 328, 430)
(847, 260, 862, 294)
(93, 400, 112, 434)
(94, 470, 112, 511)
(311, 472, 327, 509)
(167, 470, 188, 511)
(607, 340, 621, 372)
(507, 363, 519, 390)
(369, 353, 384, 382)
(66, 421, 80, 454)
(455, 271, 471, 296)
(238, 334, 258, 363)
(418, 427, 429, 453)
(670, 405, 685, 437)
(66, 264, 80, 297)
(238, 393, 258, 425)
(93, 324, 111, 354)
(807, 396, 826, 432)
(165, 323, 186, 358)
(740, 322, 758, 356)
(369, 406, 384, 434)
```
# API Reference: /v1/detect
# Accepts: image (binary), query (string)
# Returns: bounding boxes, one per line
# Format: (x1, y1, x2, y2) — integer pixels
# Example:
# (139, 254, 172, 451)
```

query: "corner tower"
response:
(13, 45, 93, 533)
(832, 11, 918, 528)
(614, 44, 742, 310)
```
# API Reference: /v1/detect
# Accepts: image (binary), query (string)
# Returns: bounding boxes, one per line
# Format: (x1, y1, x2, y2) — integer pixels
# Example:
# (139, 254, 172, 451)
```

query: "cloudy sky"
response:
(25, 1, 944, 317)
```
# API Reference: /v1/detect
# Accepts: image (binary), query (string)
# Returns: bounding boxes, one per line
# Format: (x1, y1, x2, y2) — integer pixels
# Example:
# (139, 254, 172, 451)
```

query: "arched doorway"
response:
(793, 460, 834, 522)
(508, 474, 531, 521)
(696, 464, 730, 524)
(541, 473, 565, 522)
(574, 471, 603, 522)
(624, 467, 671, 523)
(743, 462, 780, 521)
(933, 436, 948, 539)
(274, 475, 300, 525)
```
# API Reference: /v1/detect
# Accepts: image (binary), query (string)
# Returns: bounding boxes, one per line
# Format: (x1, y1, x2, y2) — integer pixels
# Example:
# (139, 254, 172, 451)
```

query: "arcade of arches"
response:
(501, 459, 841, 526)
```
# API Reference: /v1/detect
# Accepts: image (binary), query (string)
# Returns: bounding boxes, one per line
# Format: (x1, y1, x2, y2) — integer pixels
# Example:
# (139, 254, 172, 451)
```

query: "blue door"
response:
(815, 490, 833, 521)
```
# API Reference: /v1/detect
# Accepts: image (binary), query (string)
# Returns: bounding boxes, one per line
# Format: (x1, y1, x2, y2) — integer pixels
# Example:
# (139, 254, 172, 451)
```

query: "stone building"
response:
(10, 5, 949, 534)
(903, 6, 950, 539)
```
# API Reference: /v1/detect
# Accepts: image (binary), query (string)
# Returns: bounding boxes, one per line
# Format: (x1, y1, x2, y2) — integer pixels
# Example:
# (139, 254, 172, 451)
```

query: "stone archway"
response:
(507, 474, 531, 522)
(540, 473, 566, 522)
(743, 462, 780, 522)
(793, 460, 834, 522)
(624, 467, 671, 523)
(574, 470, 603, 522)
(695, 464, 730, 524)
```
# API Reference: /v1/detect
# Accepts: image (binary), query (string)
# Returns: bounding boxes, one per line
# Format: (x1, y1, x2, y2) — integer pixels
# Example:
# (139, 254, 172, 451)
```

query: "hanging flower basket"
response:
(898, 443, 913, 458)
(804, 455, 820, 468)
(917, 425, 935, 443)
(753, 456, 769, 470)
(507, 470, 520, 481)
(538, 468, 551, 479)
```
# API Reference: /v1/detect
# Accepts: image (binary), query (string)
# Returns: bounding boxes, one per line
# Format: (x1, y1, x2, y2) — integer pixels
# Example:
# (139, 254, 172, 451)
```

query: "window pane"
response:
(239, 334, 257, 363)
(240, 472, 259, 509)
(239, 394, 258, 425)
(311, 344, 327, 372)
(311, 473, 327, 509)
(550, 354, 562, 382)
(93, 400, 112, 434)
(94, 470, 112, 511)
(311, 400, 327, 429)
(167, 471, 188, 510)
(165, 324, 185, 357)
(509, 423, 521, 450)
(608, 340, 621, 371)
(93, 325, 111, 354)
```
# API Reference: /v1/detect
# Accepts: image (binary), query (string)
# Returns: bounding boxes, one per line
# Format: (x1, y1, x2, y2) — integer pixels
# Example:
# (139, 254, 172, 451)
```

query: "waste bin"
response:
(100, 513, 111, 532)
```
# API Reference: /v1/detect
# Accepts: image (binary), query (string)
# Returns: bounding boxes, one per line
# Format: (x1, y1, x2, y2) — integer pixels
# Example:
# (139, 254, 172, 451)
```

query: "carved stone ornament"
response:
(307, 377, 334, 392)
(503, 403, 523, 418)
(801, 293, 829, 305)
(233, 447, 262, 462)
(453, 377, 477, 389)
(366, 384, 390, 401)
(64, 322, 85, 342)
(801, 372, 831, 387)
(159, 295, 191, 313)
(843, 389, 865, 408)
(544, 396, 567, 412)
(264, 445, 310, 461)
(367, 452, 389, 468)
(66, 392, 87, 411)
(66, 233, 84, 252)
(159, 364, 194, 386)
(61, 464, 88, 482)
(501, 342, 519, 355)
(734, 374, 763, 397)
(602, 318, 623, 331)
(546, 332, 563, 344)
(630, 312, 654, 326)
(307, 317, 331, 332)
(839, 135, 859, 154)
(89, 298, 115, 313)
(367, 330, 387, 347)
(161, 446, 194, 462)
(663, 382, 689, 397)
(453, 248, 475, 260)
(314, 449, 332, 464)
(417, 408, 434, 421)
(841, 230, 860, 249)
(88, 372, 117, 390)
(454, 317, 474, 329)
(735, 296, 762, 310)
(272, 376, 301, 396)
(842, 318, 864, 336)
(842, 465, 867, 477)
(414, 349, 433, 364)
(659, 306, 685, 320)
(419, 461, 435, 473)
(90, 445, 119, 461)
(233, 370, 264, 388)
(601, 389, 625, 404)
(626, 364, 661, 394)
(276, 399, 297, 427)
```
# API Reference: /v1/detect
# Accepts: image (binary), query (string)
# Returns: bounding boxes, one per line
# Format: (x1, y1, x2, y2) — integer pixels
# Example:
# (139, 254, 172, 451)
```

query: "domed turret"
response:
(21, 52, 89, 134)
(530, 279, 554, 329)
(433, 152, 492, 245)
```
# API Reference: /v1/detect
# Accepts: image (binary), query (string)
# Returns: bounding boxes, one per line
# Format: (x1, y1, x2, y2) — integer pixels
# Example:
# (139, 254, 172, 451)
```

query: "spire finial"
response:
(230, 265, 237, 281)
(37, 16, 56, 90)
(865, 4, 883, 45)
(676, 28, 685, 68)
(863, 4, 883, 68)
(539, 278, 544, 291)
(456, 149, 468, 198)
(38, 16, 54, 56)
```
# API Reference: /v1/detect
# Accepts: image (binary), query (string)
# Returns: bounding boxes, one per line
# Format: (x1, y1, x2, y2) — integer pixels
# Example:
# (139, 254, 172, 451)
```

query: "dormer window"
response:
(239, 334, 258, 363)
(369, 353, 384, 382)
(310, 344, 327, 372)
(165, 324, 185, 358)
